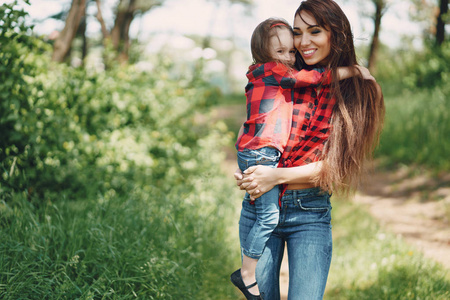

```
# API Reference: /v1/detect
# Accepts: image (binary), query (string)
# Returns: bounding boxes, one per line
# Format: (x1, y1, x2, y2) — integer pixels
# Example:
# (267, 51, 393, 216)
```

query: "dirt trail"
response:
(354, 166, 450, 269)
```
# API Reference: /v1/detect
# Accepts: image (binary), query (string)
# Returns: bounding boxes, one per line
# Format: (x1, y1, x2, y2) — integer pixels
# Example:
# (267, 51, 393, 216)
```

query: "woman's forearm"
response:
(237, 161, 323, 198)
(274, 161, 322, 185)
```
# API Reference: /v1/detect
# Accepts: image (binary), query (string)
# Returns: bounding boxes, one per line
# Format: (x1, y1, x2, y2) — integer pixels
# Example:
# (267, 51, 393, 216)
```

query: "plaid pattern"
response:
(279, 84, 335, 168)
(235, 62, 325, 153)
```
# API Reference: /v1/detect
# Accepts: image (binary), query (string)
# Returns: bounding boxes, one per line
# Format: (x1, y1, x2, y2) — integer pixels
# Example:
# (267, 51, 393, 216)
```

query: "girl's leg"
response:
(239, 199, 284, 299)
(243, 184, 280, 258)
(241, 255, 259, 295)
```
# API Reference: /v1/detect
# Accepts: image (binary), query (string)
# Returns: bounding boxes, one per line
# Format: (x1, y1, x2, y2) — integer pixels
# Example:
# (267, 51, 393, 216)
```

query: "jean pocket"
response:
(296, 193, 330, 211)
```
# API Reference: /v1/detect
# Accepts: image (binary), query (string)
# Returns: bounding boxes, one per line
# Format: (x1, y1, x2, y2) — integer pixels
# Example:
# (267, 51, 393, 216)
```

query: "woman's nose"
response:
(301, 34, 311, 46)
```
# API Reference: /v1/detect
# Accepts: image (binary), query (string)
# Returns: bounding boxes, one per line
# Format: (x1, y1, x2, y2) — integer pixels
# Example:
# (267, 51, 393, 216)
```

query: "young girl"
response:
(231, 17, 372, 300)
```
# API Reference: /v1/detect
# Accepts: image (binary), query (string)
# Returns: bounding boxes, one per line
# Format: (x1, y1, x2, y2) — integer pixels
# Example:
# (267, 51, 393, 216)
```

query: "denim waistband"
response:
(281, 187, 328, 202)
(283, 187, 322, 195)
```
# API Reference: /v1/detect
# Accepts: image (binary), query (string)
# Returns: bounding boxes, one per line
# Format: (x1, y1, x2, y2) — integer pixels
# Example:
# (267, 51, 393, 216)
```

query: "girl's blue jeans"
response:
(239, 187, 333, 300)
(237, 147, 281, 259)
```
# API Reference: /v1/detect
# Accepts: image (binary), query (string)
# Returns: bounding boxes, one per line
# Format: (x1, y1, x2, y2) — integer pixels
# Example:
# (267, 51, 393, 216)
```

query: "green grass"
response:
(0, 176, 242, 299)
(325, 198, 450, 299)
(375, 83, 450, 172)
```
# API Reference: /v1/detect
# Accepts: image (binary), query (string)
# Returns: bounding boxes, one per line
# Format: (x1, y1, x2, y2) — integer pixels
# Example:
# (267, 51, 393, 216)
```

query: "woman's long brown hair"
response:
(295, 0, 385, 193)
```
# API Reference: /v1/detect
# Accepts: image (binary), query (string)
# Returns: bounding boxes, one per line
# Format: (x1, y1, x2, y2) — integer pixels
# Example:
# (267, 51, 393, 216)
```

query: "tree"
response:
(409, 0, 448, 46)
(367, 0, 387, 73)
(51, 0, 86, 62)
(53, 0, 253, 65)
(435, 0, 448, 46)
(52, 0, 163, 64)
(109, 0, 163, 63)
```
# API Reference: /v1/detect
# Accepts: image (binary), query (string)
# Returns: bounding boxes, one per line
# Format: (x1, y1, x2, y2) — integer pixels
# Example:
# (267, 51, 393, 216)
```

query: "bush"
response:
(0, 2, 240, 299)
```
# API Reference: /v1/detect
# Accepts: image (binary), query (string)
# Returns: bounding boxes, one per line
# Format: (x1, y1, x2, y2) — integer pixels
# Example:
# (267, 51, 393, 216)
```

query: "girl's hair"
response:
(251, 18, 293, 64)
(295, 0, 385, 193)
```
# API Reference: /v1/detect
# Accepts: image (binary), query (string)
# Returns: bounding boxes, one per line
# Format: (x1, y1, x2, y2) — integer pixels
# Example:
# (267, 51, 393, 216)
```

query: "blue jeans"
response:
(239, 187, 332, 300)
(237, 147, 281, 259)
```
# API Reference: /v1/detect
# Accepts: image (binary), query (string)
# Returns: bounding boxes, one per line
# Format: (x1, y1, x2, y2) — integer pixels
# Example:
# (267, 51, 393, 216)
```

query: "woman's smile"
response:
(302, 49, 316, 57)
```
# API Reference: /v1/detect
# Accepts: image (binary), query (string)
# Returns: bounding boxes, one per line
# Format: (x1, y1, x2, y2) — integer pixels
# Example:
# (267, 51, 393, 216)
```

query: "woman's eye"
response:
(293, 32, 302, 36)
(289, 50, 296, 54)
(311, 30, 321, 34)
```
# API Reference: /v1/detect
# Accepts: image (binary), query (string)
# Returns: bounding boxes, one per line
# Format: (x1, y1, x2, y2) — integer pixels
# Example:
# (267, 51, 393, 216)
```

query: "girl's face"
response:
(269, 27, 296, 67)
(293, 11, 331, 66)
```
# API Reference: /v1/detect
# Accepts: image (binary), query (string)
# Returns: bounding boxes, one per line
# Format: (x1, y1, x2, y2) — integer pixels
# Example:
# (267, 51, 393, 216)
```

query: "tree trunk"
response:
(79, 15, 87, 64)
(95, 0, 110, 40)
(111, 0, 137, 63)
(367, 0, 384, 73)
(52, 0, 87, 62)
(436, 0, 448, 46)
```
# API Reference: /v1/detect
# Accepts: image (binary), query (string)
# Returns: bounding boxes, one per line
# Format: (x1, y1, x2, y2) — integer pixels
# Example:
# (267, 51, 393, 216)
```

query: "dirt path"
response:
(354, 166, 450, 269)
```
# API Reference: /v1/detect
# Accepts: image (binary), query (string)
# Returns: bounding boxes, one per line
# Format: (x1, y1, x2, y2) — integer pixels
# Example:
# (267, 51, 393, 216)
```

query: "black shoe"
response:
(230, 269, 262, 300)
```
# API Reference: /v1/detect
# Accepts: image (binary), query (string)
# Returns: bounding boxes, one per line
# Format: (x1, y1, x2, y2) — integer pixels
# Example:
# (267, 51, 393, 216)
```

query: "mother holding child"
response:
(231, 0, 385, 299)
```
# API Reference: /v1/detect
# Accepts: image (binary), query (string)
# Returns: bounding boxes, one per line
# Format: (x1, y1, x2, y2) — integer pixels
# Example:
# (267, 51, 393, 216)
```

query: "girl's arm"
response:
(294, 65, 374, 88)
(237, 124, 244, 139)
(234, 162, 323, 199)
(337, 65, 375, 81)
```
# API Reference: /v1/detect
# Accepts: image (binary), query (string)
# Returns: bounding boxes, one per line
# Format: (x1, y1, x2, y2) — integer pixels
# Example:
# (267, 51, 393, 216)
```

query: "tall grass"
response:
(373, 41, 450, 172)
(1, 160, 242, 299)
(375, 84, 450, 171)
(326, 198, 450, 299)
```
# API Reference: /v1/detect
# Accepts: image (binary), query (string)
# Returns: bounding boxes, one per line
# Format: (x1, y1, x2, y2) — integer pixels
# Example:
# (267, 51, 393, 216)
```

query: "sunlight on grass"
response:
(325, 198, 450, 300)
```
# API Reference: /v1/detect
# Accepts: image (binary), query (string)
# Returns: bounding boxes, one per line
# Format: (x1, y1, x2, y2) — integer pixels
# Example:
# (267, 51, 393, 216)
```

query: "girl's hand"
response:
(356, 65, 375, 81)
(234, 168, 259, 192)
(242, 165, 279, 200)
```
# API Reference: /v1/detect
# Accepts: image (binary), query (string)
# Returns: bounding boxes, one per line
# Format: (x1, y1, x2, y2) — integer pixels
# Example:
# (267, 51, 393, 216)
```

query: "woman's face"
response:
(293, 10, 331, 66)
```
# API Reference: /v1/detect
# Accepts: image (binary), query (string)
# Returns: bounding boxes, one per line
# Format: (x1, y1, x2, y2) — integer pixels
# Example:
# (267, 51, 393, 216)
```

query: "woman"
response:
(235, 1, 385, 299)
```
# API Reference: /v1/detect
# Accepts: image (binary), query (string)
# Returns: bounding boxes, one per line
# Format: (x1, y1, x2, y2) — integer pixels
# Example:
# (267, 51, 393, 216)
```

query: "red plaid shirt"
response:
(279, 79, 335, 168)
(235, 62, 325, 153)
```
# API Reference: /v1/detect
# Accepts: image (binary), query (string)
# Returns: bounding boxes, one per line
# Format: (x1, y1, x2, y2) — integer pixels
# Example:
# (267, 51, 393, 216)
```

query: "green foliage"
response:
(0, 0, 39, 194)
(375, 41, 450, 94)
(373, 41, 450, 171)
(326, 199, 450, 299)
(0, 3, 239, 299)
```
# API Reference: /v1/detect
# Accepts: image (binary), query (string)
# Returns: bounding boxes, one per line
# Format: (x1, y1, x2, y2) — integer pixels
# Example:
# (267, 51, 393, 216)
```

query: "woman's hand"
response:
(240, 165, 280, 200)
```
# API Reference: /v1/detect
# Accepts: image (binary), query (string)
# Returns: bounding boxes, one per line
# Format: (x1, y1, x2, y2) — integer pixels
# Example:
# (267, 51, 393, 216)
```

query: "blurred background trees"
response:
(40, 0, 448, 91)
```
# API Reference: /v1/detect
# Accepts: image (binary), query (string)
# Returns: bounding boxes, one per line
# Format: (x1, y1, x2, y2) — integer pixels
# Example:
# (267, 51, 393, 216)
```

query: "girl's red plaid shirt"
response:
(235, 61, 327, 154)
